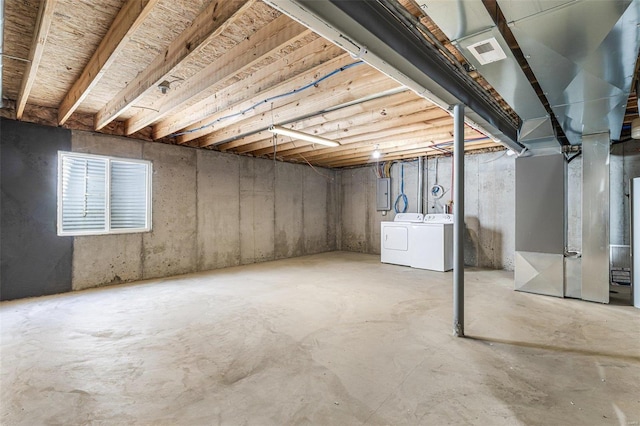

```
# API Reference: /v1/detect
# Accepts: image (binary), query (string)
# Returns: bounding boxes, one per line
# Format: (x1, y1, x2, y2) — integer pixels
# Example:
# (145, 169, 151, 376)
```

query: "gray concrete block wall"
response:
(425, 157, 452, 214)
(196, 150, 241, 270)
(477, 152, 515, 270)
(70, 131, 338, 290)
(143, 143, 198, 279)
(240, 156, 276, 264)
(73, 234, 143, 290)
(463, 155, 481, 267)
(339, 168, 369, 252)
(68, 131, 640, 284)
(275, 162, 304, 259)
(303, 167, 334, 253)
(71, 132, 146, 290)
(427, 151, 515, 269)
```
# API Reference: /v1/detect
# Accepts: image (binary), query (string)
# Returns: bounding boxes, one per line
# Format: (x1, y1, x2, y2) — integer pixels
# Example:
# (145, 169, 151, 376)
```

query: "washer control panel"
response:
(423, 214, 454, 224)
(394, 213, 424, 223)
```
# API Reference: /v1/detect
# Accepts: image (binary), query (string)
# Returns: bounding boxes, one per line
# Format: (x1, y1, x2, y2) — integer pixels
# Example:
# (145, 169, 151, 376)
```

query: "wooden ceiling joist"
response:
(175, 53, 358, 144)
(218, 91, 422, 153)
(239, 104, 448, 157)
(57, 0, 160, 125)
(196, 67, 400, 147)
(322, 138, 493, 168)
(16, 0, 58, 119)
(94, 0, 255, 131)
(151, 36, 342, 140)
(125, 15, 310, 135)
(3, 0, 516, 167)
(280, 125, 467, 163)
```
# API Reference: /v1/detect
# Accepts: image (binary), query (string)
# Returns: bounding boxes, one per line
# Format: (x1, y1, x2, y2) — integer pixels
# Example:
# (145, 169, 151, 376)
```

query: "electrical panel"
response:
(377, 178, 391, 211)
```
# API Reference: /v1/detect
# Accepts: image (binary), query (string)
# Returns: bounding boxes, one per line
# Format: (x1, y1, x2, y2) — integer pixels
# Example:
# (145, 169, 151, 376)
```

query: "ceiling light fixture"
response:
(268, 125, 340, 147)
(372, 144, 381, 159)
(158, 80, 171, 94)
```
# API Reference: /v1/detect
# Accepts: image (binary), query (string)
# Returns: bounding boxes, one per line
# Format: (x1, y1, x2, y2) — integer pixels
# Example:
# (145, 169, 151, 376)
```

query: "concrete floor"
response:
(1, 252, 639, 425)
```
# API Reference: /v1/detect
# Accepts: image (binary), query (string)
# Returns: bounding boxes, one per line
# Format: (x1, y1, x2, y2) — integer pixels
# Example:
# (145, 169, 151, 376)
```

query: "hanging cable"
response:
(394, 163, 408, 213)
(172, 61, 364, 137)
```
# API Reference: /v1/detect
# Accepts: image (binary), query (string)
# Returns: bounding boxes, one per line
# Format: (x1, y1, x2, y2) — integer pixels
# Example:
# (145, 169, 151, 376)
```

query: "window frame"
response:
(57, 151, 153, 236)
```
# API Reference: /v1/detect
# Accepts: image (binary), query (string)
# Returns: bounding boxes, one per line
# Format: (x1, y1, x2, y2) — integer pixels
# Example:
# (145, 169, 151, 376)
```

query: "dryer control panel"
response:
(424, 214, 454, 224)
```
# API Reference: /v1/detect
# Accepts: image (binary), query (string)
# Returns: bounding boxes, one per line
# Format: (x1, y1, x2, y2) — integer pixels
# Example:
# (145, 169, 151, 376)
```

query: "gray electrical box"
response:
(377, 178, 391, 211)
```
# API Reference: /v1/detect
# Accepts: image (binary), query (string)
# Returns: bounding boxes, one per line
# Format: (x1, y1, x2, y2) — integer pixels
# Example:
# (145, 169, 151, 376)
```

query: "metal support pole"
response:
(417, 156, 424, 214)
(453, 104, 465, 337)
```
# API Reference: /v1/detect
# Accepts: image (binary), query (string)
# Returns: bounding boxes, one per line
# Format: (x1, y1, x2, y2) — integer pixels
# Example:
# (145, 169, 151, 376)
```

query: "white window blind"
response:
(58, 152, 152, 236)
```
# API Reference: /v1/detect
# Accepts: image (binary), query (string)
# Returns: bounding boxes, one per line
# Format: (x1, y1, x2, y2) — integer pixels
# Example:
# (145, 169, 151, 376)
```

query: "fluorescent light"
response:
(268, 125, 340, 147)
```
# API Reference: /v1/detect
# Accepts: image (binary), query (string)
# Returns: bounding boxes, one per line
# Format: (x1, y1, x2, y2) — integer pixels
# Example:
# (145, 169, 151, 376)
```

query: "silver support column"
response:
(453, 104, 464, 337)
(417, 156, 424, 214)
(582, 133, 610, 303)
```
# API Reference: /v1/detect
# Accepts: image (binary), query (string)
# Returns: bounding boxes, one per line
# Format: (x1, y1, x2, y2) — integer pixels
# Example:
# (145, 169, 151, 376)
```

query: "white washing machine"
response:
(411, 214, 454, 272)
(380, 213, 424, 266)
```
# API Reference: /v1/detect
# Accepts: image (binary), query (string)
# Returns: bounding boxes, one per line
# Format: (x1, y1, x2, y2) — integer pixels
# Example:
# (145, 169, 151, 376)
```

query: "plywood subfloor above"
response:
(1, 0, 511, 166)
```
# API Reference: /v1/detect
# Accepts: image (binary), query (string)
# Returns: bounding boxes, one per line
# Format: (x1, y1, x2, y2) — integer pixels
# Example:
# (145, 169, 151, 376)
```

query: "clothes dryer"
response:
(380, 213, 424, 266)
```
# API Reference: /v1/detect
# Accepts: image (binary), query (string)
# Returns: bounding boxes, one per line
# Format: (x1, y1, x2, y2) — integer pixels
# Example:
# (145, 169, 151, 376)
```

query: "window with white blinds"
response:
(57, 152, 152, 236)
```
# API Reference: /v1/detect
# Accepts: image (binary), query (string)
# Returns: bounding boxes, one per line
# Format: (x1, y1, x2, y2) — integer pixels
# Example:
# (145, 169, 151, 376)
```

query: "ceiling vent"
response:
(467, 37, 507, 65)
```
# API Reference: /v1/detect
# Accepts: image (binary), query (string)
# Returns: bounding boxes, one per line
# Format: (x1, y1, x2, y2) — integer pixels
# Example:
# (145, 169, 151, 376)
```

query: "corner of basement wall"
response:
(337, 151, 517, 271)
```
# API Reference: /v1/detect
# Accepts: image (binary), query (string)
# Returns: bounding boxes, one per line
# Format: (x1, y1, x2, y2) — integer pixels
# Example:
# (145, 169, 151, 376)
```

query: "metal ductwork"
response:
(418, 0, 560, 154)
(497, 0, 640, 145)
(263, 0, 525, 152)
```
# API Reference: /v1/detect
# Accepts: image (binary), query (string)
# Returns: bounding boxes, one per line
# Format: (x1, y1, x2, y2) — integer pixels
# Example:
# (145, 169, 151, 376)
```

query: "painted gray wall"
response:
(1, 119, 73, 300)
(71, 131, 338, 290)
(338, 150, 516, 270)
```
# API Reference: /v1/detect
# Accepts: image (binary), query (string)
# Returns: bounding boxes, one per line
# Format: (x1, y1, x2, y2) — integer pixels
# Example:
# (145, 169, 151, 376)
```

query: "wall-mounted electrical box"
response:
(377, 178, 391, 211)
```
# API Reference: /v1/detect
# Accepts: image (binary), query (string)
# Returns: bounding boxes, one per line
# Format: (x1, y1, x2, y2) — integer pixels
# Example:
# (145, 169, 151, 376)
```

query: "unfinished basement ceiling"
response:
(2, 1, 638, 166)
(0, 0, 512, 168)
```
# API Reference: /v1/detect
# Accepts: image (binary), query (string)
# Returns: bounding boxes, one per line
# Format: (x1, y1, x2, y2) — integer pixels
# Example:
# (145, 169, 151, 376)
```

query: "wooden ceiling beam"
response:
(94, 0, 254, 130)
(197, 68, 400, 147)
(241, 113, 445, 157)
(242, 108, 449, 156)
(16, 0, 58, 119)
(242, 121, 428, 157)
(152, 36, 342, 139)
(125, 15, 310, 135)
(225, 95, 430, 153)
(320, 139, 495, 168)
(290, 125, 474, 162)
(216, 89, 416, 151)
(175, 53, 356, 144)
(325, 141, 499, 167)
(57, 0, 160, 125)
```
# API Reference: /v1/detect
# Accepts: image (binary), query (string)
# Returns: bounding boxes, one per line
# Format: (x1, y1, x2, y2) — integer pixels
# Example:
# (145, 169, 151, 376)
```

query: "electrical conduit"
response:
(394, 163, 408, 213)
